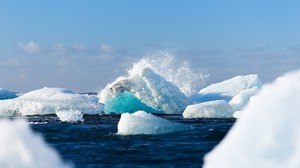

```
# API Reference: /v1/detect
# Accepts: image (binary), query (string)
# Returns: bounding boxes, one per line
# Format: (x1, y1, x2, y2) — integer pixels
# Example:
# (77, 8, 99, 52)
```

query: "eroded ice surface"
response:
(99, 68, 189, 114)
(183, 100, 233, 118)
(117, 111, 191, 135)
(204, 70, 300, 168)
(0, 87, 103, 116)
(0, 119, 70, 168)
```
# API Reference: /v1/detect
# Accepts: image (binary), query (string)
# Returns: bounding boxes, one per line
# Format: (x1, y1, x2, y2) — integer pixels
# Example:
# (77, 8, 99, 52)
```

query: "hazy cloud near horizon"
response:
(1, 41, 299, 92)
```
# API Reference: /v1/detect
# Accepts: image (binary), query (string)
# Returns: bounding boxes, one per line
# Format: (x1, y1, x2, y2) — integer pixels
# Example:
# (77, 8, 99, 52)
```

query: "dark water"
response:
(28, 114, 235, 168)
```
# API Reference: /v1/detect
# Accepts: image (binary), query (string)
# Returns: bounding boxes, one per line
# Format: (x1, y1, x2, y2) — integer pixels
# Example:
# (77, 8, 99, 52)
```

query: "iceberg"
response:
(0, 119, 70, 168)
(204, 70, 300, 168)
(99, 68, 189, 114)
(0, 88, 17, 100)
(183, 100, 233, 118)
(188, 74, 262, 117)
(117, 111, 191, 135)
(0, 87, 103, 116)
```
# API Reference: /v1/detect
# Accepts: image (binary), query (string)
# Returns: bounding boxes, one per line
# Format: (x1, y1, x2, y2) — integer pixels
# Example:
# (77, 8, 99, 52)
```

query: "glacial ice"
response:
(99, 68, 189, 114)
(204, 70, 300, 168)
(0, 87, 103, 116)
(0, 119, 70, 168)
(187, 74, 262, 118)
(183, 100, 233, 118)
(0, 88, 17, 100)
(117, 111, 191, 135)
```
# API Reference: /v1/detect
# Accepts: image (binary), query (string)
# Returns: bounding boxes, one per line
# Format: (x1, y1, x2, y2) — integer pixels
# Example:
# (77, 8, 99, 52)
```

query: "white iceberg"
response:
(56, 110, 84, 123)
(0, 88, 17, 100)
(204, 70, 300, 168)
(183, 100, 233, 118)
(117, 111, 191, 135)
(99, 68, 189, 114)
(0, 119, 70, 168)
(189, 74, 262, 117)
(199, 74, 262, 98)
(0, 87, 103, 116)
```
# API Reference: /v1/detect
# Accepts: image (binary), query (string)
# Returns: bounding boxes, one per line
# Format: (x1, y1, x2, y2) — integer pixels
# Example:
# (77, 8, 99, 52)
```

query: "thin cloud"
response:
(18, 41, 40, 54)
(99, 44, 113, 53)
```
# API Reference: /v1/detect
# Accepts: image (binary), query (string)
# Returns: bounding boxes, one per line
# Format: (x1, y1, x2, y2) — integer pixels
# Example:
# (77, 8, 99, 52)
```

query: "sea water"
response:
(27, 114, 234, 168)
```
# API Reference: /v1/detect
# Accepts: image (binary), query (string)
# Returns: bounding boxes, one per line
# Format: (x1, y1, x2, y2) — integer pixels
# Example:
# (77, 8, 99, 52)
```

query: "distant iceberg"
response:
(186, 74, 262, 118)
(0, 87, 103, 116)
(0, 88, 18, 100)
(99, 68, 189, 114)
(183, 100, 233, 118)
(204, 70, 300, 168)
(0, 119, 70, 168)
(117, 111, 191, 135)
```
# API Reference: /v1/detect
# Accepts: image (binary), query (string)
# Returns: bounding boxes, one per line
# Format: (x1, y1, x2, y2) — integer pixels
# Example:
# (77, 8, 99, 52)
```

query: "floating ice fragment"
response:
(117, 111, 191, 135)
(183, 100, 233, 118)
(56, 110, 84, 123)
(204, 70, 300, 168)
(189, 74, 262, 117)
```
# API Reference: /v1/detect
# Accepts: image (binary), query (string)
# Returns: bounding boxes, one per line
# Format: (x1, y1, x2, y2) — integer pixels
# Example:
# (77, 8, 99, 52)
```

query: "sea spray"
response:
(129, 51, 209, 96)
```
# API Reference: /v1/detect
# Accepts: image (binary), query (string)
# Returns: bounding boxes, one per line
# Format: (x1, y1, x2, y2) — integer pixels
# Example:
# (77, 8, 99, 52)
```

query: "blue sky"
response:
(1, 0, 300, 92)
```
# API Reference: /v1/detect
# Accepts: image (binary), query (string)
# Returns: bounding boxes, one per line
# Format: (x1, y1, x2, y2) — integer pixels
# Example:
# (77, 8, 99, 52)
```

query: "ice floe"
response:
(56, 110, 84, 123)
(183, 100, 233, 118)
(186, 74, 262, 118)
(117, 111, 191, 135)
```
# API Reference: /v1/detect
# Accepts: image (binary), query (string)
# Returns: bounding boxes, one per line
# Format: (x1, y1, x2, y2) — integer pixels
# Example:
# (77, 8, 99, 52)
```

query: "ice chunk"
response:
(99, 68, 189, 114)
(0, 88, 17, 100)
(204, 70, 300, 168)
(0, 119, 70, 168)
(56, 110, 84, 123)
(190, 74, 262, 114)
(228, 86, 260, 112)
(0, 87, 103, 116)
(117, 111, 191, 135)
(199, 74, 262, 98)
(183, 100, 233, 118)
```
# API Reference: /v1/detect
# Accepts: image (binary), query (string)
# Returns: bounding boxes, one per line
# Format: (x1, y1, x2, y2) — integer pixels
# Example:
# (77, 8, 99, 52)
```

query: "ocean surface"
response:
(25, 114, 235, 168)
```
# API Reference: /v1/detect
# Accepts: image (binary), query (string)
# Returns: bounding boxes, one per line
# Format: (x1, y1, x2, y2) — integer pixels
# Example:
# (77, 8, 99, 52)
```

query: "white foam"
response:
(56, 110, 84, 123)
(204, 70, 300, 168)
(117, 111, 191, 135)
(0, 87, 103, 116)
(0, 119, 70, 168)
(99, 68, 189, 114)
(183, 100, 233, 118)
